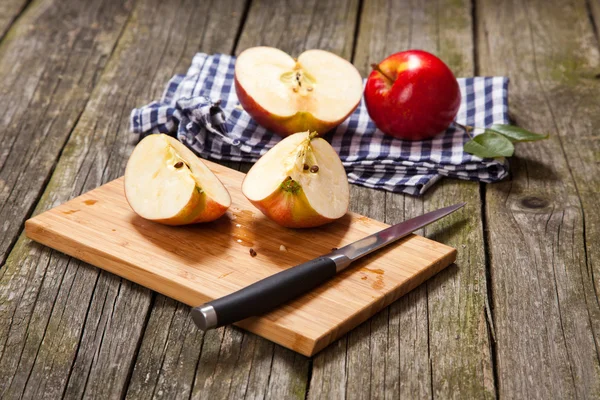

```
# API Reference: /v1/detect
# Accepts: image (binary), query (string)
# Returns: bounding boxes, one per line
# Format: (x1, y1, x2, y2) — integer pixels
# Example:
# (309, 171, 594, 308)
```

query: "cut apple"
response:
(242, 131, 349, 228)
(235, 47, 363, 137)
(125, 134, 231, 225)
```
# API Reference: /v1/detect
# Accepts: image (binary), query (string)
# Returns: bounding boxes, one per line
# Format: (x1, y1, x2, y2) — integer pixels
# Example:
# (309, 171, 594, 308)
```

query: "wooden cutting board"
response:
(25, 161, 456, 357)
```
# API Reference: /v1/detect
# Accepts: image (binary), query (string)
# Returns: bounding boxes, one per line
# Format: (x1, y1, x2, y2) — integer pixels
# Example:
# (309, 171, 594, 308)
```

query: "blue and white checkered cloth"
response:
(131, 53, 509, 195)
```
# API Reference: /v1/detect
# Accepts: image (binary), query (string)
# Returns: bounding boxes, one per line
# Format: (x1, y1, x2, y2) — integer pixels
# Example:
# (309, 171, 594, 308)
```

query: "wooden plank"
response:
(0, 0, 246, 398)
(129, 1, 362, 398)
(124, 296, 203, 399)
(590, 0, 600, 39)
(308, 0, 497, 398)
(0, 0, 30, 41)
(234, 0, 359, 57)
(0, 0, 135, 267)
(126, 0, 362, 398)
(476, 0, 600, 398)
(112, 0, 364, 396)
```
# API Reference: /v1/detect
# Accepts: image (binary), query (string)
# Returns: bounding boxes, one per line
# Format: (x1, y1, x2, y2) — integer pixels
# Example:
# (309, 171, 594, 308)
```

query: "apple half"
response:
(242, 131, 349, 228)
(125, 134, 231, 225)
(235, 47, 363, 137)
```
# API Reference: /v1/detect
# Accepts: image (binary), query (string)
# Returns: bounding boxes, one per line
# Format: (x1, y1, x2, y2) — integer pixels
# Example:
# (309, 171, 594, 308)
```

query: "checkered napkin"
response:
(131, 53, 509, 195)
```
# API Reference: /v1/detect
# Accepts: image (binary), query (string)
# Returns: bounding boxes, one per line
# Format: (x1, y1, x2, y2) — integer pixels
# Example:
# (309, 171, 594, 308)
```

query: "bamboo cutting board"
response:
(25, 161, 456, 356)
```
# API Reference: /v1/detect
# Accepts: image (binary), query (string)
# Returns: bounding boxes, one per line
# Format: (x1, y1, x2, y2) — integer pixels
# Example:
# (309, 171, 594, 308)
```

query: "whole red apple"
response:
(364, 50, 461, 140)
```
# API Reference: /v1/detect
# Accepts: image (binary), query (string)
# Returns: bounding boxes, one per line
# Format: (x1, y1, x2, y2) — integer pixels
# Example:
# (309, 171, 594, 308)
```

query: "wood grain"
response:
(0, 0, 134, 267)
(0, 0, 246, 398)
(0, 0, 30, 41)
(122, 1, 364, 399)
(2, 0, 597, 398)
(308, 1, 496, 399)
(591, 0, 600, 36)
(477, 0, 600, 398)
(26, 161, 457, 356)
(234, 0, 359, 58)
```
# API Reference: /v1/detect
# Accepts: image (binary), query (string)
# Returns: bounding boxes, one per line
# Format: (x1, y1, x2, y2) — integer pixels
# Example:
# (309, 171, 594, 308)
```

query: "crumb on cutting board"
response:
(279, 245, 287, 252)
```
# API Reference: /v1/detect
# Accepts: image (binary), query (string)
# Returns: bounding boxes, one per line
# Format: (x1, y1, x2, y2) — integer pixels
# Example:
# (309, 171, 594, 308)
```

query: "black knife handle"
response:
(191, 256, 337, 330)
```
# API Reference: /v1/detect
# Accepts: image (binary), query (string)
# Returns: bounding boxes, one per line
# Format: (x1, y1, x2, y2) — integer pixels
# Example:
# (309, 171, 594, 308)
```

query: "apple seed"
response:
(303, 163, 309, 170)
(249, 248, 257, 257)
(310, 165, 319, 173)
(174, 161, 184, 169)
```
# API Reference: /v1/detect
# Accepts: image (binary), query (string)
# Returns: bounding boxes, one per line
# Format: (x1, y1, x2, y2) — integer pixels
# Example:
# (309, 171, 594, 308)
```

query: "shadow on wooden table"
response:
(505, 155, 560, 182)
(427, 216, 469, 243)
(129, 208, 352, 269)
(128, 214, 234, 265)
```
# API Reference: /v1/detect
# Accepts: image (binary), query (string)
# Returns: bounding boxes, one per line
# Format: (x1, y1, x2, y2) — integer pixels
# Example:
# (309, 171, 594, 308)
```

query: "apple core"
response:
(242, 131, 349, 228)
(235, 47, 363, 136)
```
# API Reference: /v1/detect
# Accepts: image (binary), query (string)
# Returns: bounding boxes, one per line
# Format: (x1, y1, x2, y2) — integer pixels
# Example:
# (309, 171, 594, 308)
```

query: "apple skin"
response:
(187, 199, 230, 224)
(364, 50, 461, 140)
(124, 178, 229, 226)
(234, 75, 350, 137)
(164, 192, 229, 225)
(243, 179, 337, 228)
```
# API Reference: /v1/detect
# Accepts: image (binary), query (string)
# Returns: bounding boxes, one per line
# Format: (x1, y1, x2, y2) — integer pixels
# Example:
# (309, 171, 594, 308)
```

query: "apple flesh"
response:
(235, 47, 363, 137)
(125, 134, 231, 225)
(242, 131, 349, 228)
(364, 50, 461, 140)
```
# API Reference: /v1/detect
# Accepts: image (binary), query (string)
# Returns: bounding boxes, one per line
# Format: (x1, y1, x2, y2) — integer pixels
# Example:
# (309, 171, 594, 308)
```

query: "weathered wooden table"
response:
(1, 0, 599, 398)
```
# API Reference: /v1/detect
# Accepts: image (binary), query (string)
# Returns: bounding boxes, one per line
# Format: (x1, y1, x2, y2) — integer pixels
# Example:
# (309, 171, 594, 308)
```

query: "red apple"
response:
(364, 50, 461, 140)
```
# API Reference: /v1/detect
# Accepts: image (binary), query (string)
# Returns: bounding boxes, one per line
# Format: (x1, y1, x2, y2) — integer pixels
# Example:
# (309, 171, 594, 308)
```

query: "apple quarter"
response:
(125, 134, 231, 225)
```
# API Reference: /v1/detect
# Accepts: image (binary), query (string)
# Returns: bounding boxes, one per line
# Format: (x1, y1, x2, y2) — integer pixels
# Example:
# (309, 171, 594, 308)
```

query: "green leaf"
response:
(464, 131, 515, 158)
(487, 124, 549, 142)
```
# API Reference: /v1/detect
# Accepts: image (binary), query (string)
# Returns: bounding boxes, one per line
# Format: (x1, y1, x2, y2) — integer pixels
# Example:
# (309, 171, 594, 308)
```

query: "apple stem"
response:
(370, 63, 395, 83)
(456, 122, 475, 139)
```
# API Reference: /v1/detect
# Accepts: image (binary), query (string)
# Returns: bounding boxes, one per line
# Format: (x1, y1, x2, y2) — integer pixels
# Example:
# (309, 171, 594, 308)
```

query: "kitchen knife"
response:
(191, 202, 465, 331)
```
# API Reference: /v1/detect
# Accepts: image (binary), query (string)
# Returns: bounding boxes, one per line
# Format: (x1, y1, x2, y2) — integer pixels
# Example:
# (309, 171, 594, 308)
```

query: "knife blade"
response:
(191, 202, 466, 331)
